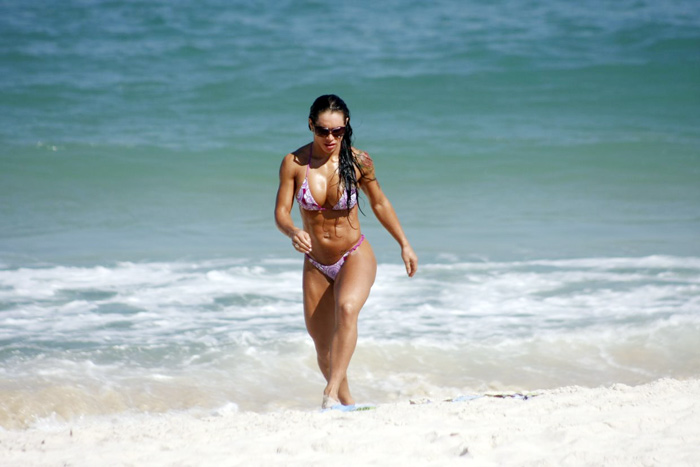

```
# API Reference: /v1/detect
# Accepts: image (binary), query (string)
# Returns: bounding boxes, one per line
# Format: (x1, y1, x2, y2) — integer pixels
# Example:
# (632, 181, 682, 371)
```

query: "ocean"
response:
(1, 0, 699, 428)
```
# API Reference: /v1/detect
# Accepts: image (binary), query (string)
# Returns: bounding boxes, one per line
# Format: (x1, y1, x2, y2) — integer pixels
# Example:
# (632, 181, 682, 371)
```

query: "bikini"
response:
(305, 235, 365, 281)
(295, 152, 357, 211)
(296, 149, 363, 280)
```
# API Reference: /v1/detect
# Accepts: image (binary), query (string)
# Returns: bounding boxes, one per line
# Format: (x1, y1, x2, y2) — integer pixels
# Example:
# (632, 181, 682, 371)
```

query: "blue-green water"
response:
(1, 0, 699, 428)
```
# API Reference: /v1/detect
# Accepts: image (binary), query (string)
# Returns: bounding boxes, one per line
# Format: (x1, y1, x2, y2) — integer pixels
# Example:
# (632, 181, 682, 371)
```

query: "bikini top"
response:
(296, 150, 357, 211)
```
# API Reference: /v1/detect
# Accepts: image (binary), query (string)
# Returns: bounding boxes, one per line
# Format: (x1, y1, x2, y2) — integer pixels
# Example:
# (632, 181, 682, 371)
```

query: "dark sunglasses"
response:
(313, 125, 346, 138)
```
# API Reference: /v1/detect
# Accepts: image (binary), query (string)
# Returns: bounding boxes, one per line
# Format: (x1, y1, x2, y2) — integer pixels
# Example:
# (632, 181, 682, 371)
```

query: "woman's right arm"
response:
(274, 154, 312, 254)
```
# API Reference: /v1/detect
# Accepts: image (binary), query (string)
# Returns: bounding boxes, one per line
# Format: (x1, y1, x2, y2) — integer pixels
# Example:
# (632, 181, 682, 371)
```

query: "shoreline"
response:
(3, 378, 699, 466)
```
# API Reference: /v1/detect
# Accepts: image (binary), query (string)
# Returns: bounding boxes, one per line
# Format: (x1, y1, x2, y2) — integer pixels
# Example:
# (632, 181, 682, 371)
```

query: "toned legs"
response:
(303, 240, 376, 406)
(325, 241, 376, 402)
(303, 266, 353, 404)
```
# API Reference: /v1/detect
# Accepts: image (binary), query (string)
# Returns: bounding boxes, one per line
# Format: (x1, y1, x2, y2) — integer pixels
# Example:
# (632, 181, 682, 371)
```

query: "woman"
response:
(274, 94, 417, 409)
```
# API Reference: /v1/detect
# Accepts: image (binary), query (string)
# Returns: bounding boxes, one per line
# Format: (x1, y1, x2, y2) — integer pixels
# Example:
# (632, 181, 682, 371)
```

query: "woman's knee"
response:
(336, 301, 360, 326)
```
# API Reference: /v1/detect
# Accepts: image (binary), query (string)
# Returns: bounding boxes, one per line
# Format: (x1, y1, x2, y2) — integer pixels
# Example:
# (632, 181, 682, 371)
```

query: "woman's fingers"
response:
(406, 257, 417, 277)
(292, 230, 312, 253)
(401, 246, 418, 277)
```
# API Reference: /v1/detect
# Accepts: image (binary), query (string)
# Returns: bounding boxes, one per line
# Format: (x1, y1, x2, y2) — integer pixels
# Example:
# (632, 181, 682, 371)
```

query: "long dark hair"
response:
(308, 94, 365, 211)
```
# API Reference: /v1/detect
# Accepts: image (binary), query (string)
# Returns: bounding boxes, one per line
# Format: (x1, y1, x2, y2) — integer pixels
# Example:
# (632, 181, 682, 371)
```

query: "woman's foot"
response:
(322, 395, 341, 409)
(338, 395, 355, 406)
(326, 380, 354, 406)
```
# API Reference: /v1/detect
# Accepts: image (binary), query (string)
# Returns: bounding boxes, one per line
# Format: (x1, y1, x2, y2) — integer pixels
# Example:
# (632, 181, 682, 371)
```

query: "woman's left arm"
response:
(357, 151, 418, 277)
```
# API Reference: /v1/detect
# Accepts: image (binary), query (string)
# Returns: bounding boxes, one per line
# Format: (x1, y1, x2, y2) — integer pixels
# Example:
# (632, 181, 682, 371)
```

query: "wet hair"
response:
(308, 94, 365, 212)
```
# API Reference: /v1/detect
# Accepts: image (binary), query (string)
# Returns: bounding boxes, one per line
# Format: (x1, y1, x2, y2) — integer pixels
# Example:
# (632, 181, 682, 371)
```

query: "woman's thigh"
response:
(333, 239, 377, 314)
(303, 259, 335, 341)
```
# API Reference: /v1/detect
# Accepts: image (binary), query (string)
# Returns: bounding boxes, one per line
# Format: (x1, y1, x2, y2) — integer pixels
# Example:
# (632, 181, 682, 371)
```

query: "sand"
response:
(2, 378, 699, 467)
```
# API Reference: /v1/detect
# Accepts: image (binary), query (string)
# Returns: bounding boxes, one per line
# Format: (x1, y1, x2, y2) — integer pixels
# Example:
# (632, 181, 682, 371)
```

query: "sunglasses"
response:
(313, 125, 346, 138)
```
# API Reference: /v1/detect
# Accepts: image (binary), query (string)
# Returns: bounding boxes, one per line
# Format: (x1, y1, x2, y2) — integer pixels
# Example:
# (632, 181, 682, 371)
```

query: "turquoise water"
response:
(1, 0, 699, 427)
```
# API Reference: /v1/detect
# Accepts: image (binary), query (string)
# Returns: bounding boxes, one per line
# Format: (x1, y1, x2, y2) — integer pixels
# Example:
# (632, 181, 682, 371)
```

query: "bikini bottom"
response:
(306, 235, 365, 281)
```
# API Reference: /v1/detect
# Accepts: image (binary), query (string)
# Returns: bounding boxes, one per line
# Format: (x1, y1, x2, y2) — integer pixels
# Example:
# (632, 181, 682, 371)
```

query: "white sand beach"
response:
(3, 378, 699, 467)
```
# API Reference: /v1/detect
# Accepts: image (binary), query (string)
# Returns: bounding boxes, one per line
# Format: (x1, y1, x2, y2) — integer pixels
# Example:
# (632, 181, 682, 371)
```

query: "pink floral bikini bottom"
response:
(306, 235, 365, 281)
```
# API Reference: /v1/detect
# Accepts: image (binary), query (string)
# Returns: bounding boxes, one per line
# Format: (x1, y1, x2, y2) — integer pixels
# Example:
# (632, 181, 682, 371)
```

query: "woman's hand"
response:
(291, 229, 313, 254)
(401, 244, 418, 277)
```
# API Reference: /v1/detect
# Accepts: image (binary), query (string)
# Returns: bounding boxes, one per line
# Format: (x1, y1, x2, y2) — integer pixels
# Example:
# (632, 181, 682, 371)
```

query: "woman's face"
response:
(309, 110, 347, 155)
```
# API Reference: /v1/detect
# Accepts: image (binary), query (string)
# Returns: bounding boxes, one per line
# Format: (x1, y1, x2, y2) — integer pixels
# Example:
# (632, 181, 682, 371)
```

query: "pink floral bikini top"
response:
(296, 150, 357, 211)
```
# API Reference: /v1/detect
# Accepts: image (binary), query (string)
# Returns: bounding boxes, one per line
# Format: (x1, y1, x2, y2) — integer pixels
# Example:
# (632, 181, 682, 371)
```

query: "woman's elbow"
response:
(370, 200, 390, 216)
(274, 209, 286, 226)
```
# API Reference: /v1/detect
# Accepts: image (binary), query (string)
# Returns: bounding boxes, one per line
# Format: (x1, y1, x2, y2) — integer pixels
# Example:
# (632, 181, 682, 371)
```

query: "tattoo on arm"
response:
(357, 151, 373, 169)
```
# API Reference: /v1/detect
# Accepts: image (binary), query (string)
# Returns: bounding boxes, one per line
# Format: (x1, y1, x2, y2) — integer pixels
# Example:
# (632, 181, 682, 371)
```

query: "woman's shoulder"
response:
(352, 147, 374, 172)
(282, 144, 311, 165)
(279, 144, 310, 178)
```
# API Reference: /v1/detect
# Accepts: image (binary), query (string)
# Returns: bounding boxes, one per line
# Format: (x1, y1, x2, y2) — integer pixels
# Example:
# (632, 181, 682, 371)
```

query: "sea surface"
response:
(1, 0, 699, 429)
